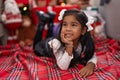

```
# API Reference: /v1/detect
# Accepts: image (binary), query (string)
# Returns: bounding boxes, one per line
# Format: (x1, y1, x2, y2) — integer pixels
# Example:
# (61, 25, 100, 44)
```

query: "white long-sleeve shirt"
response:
(48, 38, 97, 70)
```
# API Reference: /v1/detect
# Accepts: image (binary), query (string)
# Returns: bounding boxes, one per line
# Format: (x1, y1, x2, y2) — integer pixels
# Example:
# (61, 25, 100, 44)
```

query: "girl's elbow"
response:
(57, 64, 68, 70)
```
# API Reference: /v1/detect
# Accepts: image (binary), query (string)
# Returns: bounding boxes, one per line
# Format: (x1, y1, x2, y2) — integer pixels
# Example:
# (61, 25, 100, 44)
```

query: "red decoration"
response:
(30, 5, 80, 25)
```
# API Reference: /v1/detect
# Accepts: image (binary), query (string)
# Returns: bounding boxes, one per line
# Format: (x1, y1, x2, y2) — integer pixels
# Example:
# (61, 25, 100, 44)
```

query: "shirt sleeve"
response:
(87, 53, 97, 66)
(48, 39, 73, 70)
(56, 51, 73, 70)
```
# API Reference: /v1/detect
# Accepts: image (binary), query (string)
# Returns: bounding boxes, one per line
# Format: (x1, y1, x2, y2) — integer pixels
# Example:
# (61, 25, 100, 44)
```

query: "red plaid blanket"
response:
(0, 38, 120, 80)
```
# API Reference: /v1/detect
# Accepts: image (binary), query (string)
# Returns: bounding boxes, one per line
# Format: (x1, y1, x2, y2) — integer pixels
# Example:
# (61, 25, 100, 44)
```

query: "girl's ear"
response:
(81, 27, 87, 35)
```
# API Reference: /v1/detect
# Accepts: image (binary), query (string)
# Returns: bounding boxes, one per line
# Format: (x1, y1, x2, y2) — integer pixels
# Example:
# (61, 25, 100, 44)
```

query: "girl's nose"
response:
(66, 25, 72, 30)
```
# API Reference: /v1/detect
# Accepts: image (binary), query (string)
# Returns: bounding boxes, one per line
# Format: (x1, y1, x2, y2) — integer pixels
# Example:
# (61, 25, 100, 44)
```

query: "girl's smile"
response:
(64, 33, 73, 38)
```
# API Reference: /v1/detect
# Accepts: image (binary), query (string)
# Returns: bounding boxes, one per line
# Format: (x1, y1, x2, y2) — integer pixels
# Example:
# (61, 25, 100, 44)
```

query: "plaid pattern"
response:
(0, 38, 120, 80)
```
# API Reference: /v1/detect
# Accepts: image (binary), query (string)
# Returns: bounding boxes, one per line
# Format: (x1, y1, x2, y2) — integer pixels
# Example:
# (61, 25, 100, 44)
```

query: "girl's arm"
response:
(56, 50, 73, 70)
(48, 39, 73, 70)
(87, 53, 97, 66)
(79, 53, 97, 77)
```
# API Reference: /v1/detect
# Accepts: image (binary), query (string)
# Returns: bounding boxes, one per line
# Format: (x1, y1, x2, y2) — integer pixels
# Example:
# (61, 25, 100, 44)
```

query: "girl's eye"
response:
(62, 23, 67, 26)
(71, 23, 78, 27)
(62, 22, 79, 28)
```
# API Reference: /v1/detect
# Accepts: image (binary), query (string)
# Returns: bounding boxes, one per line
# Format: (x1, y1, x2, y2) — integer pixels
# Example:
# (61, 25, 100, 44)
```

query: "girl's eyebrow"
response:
(71, 22, 79, 24)
(62, 20, 79, 24)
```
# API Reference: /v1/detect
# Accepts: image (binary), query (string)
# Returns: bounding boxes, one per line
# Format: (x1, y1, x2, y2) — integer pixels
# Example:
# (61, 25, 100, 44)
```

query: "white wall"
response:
(100, 0, 120, 40)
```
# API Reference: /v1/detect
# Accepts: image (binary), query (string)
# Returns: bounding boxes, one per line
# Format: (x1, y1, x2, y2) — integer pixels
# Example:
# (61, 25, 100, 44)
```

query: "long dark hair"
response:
(56, 9, 95, 66)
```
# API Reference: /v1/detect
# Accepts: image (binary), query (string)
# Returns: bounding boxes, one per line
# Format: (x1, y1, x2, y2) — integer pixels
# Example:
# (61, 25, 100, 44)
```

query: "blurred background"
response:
(0, 0, 120, 46)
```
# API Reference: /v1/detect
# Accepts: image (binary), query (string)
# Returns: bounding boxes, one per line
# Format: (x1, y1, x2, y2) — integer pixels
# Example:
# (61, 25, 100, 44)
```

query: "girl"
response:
(34, 9, 97, 78)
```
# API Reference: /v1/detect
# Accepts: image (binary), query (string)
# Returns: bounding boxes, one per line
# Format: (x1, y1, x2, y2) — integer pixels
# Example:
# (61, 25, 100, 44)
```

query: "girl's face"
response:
(61, 15, 83, 42)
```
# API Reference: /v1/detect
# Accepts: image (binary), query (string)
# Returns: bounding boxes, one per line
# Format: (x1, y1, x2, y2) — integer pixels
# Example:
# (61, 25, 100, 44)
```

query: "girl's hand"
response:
(60, 33, 73, 46)
(79, 62, 95, 78)
(61, 33, 73, 56)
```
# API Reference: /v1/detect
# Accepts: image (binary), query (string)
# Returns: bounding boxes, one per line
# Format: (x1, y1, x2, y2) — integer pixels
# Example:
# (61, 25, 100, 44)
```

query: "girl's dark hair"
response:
(63, 9, 88, 28)
(57, 9, 95, 66)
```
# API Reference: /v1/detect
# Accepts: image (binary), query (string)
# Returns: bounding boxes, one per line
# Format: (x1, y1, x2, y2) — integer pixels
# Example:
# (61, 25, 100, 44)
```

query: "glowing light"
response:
(23, 6, 27, 11)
